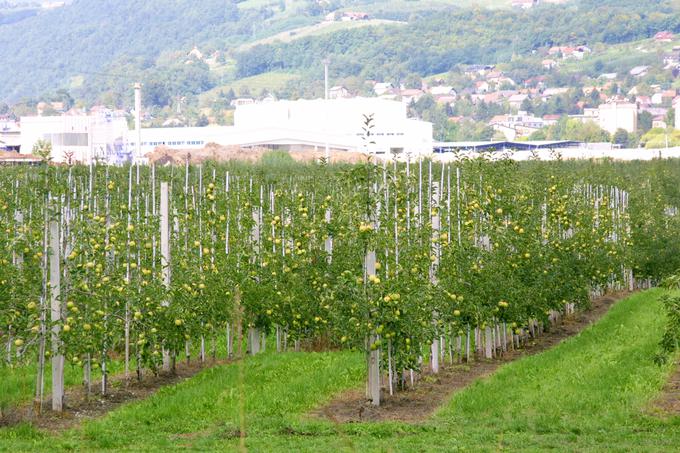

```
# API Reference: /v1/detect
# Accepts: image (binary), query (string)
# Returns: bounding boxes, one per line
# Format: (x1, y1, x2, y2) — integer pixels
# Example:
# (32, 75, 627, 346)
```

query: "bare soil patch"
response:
(312, 292, 628, 423)
(651, 359, 680, 416)
(0, 358, 227, 432)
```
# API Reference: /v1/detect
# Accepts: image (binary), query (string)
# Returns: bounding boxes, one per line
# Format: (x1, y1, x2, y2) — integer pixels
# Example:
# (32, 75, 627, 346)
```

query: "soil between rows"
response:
(652, 359, 680, 416)
(311, 291, 628, 424)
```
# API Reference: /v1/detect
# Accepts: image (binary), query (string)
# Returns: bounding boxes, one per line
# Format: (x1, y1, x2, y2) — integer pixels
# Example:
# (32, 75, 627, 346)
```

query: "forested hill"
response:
(0, 0, 678, 105)
(0, 0, 263, 102)
(235, 0, 680, 81)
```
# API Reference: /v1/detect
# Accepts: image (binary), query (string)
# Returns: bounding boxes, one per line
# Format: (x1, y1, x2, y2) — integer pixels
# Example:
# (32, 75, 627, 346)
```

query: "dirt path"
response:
(0, 358, 227, 432)
(312, 292, 628, 423)
(652, 359, 680, 416)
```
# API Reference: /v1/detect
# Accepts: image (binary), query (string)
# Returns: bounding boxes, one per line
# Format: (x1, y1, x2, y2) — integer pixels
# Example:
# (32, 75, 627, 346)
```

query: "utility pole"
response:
(323, 58, 330, 162)
(323, 58, 330, 101)
(134, 83, 142, 162)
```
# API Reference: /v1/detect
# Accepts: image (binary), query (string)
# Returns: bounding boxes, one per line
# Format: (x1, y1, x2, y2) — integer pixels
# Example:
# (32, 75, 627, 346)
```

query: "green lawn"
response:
(1, 290, 678, 452)
(0, 360, 123, 415)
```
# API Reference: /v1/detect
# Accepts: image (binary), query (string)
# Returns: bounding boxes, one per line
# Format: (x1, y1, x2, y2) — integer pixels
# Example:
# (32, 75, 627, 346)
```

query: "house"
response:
(651, 91, 676, 105)
(400, 89, 424, 104)
(542, 87, 569, 98)
(475, 81, 490, 93)
(652, 116, 667, 129)
(511, 0, 538, 9)
(230, 98, 254, 107)
(435, 95, 457, 105)
(329, 86, 350, 99)
(630, 66, 650, 77)
(464, 65, 495, 77)
(489, 76, 516, 87)
(489, 112, 546, 139)
(662, 89, 678, 103)
(598, 73, 618, 80)
(654, 31, 675, 43)
(341, 12, 369, 21)
(373, 82, 394, 96)
(636, 96, 652, 107)
(187, 46, 204, 60)
(542, 114, 561, 125)
(542, 59, 558, 69)
(429, 86, 457, 97)
(508, 93, 529, 109)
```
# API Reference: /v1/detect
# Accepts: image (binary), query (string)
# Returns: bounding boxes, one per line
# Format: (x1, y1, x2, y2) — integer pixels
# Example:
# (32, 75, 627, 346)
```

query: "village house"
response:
(400, 89, 424, 104)
(542, 59, 558, 70)
(429, 86, 457, 97)
(475, 81, 490, 94)
(549, 45, 591, 60)
(654, 31, 675, 43)
(630, 66, 650, 78)
(329, 86, 351, 99)
(464, 65, 495, 77)
(489, 111, 546, 140)
(541, 87, 569, 100)
(230, 98, 255, 107)
(652, 116, 667, 129)
(373, 82, 395, 96)
(325, 11, 369, 22)
(511, 0, 539, 9)
(434, 96, 456, 106)
(508, 93, 529, 109)
(635, 96, 652, 107)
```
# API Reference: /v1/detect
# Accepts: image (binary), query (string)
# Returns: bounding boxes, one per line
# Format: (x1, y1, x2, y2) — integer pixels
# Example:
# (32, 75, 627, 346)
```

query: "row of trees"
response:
(1, 155, 679, 410)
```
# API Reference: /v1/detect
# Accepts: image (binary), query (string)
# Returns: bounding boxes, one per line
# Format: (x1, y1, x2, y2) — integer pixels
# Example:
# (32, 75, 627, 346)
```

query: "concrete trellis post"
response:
(365, 250, 380, 406)
(430, 181, 441, 374)
(49, 219, 64, 412)
(160, 182, 172, 371)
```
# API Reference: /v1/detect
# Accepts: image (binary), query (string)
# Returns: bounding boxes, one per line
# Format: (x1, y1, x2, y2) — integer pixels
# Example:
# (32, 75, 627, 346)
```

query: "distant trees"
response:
(612, 128, 631, 147)
(233, 0, 680, 84)
(638, 111, 653, 134)
(641, 128, 680, 148)
(529, 118, 610, 143)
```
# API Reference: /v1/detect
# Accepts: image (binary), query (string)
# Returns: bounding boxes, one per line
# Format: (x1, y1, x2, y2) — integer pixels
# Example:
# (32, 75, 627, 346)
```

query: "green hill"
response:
(0, 0, 678, 108)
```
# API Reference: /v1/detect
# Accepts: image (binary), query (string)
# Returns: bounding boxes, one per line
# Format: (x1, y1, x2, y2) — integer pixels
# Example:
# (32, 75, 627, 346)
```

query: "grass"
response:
(239, 19, 405, 51)
(0, 359, 123, 414)
(1, 290, 678, 451)
(199, 72, 300, 105)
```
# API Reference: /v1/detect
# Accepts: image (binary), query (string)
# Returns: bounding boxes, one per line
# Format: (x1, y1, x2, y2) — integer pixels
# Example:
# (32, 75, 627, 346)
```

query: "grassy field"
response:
(239, 19, 405, 51)
(0, 360, 123, 415)
(1, 290, 678, 451)
(199, 72, 301, 104)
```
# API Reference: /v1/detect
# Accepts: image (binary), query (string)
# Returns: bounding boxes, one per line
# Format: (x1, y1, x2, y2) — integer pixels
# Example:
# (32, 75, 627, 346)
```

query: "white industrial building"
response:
(597, 102, 638, 134)
(135, 98, 433, 157)
(19, 113, 131, 163)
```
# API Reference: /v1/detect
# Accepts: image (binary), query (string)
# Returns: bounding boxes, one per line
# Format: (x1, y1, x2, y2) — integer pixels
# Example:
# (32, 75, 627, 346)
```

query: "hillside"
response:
(0, 0, 678, 109)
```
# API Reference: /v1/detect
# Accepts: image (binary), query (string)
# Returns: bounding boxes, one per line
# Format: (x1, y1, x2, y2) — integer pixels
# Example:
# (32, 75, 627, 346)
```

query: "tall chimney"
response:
(134, 83, 142, 160)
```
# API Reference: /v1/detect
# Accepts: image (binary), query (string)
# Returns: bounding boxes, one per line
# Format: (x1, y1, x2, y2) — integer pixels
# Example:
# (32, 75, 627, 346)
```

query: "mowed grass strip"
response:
(1, 290, 679, 452)
(0, 351, 364, 451)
